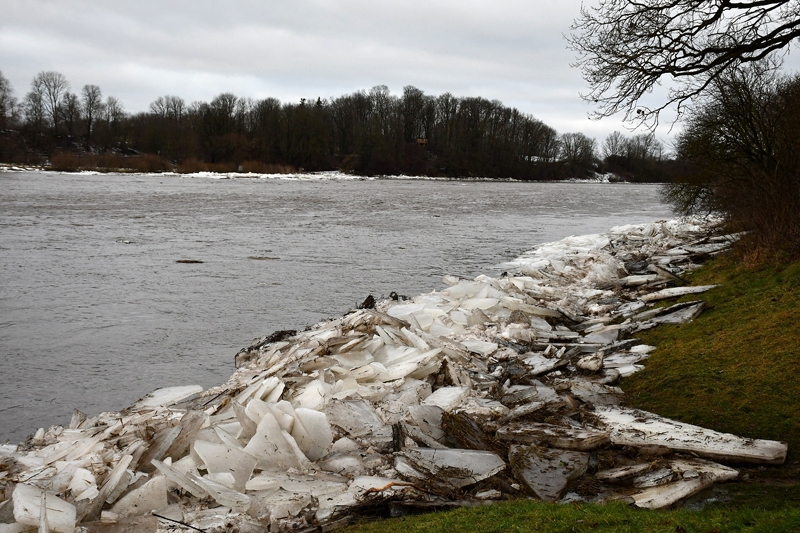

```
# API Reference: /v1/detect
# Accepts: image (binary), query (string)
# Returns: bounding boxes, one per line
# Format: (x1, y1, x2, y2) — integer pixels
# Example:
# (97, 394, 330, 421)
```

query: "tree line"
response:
(0, 70, 670, 181)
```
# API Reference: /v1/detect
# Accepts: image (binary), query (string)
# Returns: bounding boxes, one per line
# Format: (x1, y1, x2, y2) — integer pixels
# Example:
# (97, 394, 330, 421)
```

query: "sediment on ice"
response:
(0, 218, 785, 533)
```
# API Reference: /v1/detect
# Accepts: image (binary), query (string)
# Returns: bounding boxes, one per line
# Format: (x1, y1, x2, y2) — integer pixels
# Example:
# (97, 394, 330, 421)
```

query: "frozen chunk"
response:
(292, 379, 330, 411)
(594, 406, 787, 465)
(640, 285, 718, 303)
(407, 405, 444, 441)
(193, 440, 257, 492)
(497, 423, 609, 451)
(12, 484, 76, 533)
(193, 475, 251, 512)
(399, 448, 505, 488)
(243, 411, 304, 471)
(132, 385, 203, 410)
(422, 386, 469, 412)
(522, 353, 568, 375)
(110, 476, 168, 517)
(324, 400, 392, 440)
(151, 459, 208, 499)
(630, 459, 738, 509)
(509, 445, 589, 502)
(461, 340, 498, 357)
(293, 408, 333, 461)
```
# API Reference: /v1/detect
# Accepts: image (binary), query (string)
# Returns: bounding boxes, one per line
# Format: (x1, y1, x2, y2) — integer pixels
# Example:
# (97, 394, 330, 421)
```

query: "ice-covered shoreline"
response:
(0, 165, 633, 183)
(0, 217, 785, 533)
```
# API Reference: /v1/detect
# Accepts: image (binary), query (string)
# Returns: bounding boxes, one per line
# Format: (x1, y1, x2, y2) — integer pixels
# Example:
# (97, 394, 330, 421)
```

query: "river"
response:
(0, 171, 673, 443)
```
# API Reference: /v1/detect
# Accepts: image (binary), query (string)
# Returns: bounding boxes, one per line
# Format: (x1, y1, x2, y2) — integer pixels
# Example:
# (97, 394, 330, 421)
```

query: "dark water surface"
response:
(0, 172, 672, 442)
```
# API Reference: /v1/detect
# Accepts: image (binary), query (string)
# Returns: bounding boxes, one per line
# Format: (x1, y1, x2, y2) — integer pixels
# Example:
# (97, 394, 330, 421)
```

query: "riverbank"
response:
(0, 163, 625, 183)
(340, 254, 800, 533)
(1, 217, 789, 533)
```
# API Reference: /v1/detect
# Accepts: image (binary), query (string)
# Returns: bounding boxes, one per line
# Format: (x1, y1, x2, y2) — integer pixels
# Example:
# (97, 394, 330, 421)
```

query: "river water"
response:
(0, 172, 672, 443)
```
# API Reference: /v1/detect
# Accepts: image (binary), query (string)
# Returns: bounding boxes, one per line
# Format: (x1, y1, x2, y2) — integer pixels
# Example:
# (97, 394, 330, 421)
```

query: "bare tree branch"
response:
(568, 0, 800, 128)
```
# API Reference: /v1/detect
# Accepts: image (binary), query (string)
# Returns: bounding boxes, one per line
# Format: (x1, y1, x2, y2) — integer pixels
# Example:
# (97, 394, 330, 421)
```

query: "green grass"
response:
(626, 256, 800, 459)
(344, 497, 800, 532)
(341, 256, 800, 533)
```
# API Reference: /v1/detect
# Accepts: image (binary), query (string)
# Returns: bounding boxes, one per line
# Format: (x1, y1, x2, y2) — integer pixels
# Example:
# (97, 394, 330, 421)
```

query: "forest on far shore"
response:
(0, 70, 677, 181)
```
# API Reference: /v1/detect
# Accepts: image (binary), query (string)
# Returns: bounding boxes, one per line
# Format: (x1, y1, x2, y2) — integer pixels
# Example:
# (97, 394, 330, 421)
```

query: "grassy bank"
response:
(342, 256, 800, 532)
(628, 255, 800, 460)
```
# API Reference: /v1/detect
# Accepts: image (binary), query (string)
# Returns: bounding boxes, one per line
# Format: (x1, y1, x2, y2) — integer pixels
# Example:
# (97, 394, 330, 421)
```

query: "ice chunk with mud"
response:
(628, 459, 739, 509)
(397, 448, 505, 488)
(594, 406, 788, 464)
(509, 445, 589, 502)
(640, 285, 718, 303)
(324, 399, 393, 450)
(497, 422, 610, 451)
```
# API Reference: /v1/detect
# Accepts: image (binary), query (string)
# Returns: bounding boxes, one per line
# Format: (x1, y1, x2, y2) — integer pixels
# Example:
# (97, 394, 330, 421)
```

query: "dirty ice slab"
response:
(593, 406, 787, 465)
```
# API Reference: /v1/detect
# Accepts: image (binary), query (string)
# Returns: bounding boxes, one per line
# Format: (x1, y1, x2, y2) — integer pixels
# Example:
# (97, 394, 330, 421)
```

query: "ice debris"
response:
(0, 218, 787, 532)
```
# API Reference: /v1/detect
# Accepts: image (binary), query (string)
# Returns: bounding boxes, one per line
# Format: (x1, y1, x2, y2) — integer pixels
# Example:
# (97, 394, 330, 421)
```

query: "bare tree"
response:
(61, 92, 82, 137)
(0, 70, 19, 130)
(102, 96, 126, 149)
(601, 131, 626, 160)
(569, 0, 800, 127)
(81, 84, 103, 145)
(23, 88, 45, 135)
(559, 132, 597, 166)
(31, 71, 70, 134)
(626, 133, 663, 162)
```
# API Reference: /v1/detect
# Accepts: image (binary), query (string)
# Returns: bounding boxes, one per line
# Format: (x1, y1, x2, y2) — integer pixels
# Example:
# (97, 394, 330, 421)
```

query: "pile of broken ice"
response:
(0, 218, 787, 533)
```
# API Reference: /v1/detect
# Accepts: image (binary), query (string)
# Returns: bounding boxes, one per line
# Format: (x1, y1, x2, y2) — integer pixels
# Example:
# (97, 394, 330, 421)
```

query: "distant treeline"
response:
(0, 70, 674, 181)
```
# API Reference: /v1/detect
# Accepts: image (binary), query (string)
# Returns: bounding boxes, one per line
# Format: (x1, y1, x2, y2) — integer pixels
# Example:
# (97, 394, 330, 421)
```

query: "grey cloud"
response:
(4, 0, 762, 144)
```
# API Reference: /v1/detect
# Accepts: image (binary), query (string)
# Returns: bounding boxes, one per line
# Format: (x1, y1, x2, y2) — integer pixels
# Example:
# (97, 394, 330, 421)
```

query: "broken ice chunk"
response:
(292, 408, 333, 461)
(243, 411, 305, 471)
(132, 385, 203, 410)
(67, 467, 97, 497)
(151, 459, 208, 499)
(595, 463, 652, 483)
(630, 459, 738, 509)
(291, 379, 331, 411)
(421, 386, 469, 412)
(399, 448, 505, 488)
(192, 474, 251, 512)
(603, 351, 651, 369)
(649, 302, 706, 325)
(193, 440, 257, 492)
(640, 285, 718, 303)
(324, 400, 393, 445)
(333, 351, 375, 370)
(582, 325, 620, 345)
(522, 353, 568, 376)
(594, 406, 788, 465)
(509, 445, 589, 502)
(12, 484, 76, 533)
(386, 303, 426, 321)
(407, 405, 444, 441)
(496, 423, 609, 451)
(109, 476, 168, 517)
(461, 340, 498, 357)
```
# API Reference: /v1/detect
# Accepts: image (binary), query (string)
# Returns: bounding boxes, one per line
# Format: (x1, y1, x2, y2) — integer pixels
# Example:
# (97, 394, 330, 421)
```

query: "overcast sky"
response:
(3, 0, 799, 148)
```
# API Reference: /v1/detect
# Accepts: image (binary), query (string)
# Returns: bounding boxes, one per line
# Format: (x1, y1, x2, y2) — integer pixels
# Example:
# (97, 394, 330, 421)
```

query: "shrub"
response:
(666, 61, 800, 261)
(125, 154, 171, 173)
(49, 151, 82, 172)
(239, 160, 296, 174)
